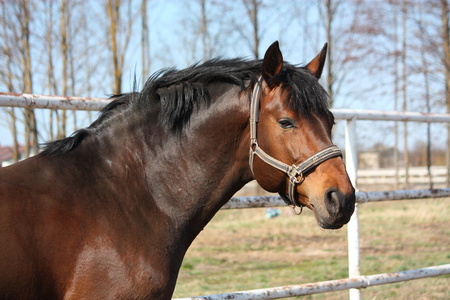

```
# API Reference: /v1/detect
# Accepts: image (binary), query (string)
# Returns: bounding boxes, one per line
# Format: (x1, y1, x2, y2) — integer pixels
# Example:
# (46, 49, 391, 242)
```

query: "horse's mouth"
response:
(290, 182, 355, 229)
(302, 187, 355, 229)
(295, 195, 344, 229)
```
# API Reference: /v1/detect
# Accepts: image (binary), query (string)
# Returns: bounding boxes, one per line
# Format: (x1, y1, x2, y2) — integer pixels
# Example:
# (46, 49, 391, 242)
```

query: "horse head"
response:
(250, 42, 355, 229)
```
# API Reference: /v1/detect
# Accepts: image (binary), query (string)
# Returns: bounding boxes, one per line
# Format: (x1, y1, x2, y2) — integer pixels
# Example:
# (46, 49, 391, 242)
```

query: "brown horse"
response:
(0, 42, 354, 299)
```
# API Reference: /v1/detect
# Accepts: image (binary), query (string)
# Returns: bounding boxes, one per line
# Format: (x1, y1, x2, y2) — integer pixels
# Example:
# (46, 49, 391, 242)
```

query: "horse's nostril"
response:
(325, 188, 340, 216)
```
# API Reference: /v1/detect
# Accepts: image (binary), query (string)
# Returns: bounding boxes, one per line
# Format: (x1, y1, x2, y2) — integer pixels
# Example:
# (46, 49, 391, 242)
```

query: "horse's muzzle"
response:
(312, 187, 356, 229)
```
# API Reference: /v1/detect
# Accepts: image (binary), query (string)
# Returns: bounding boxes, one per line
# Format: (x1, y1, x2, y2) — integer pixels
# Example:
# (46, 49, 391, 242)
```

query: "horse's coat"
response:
(0, 42, 355, 299)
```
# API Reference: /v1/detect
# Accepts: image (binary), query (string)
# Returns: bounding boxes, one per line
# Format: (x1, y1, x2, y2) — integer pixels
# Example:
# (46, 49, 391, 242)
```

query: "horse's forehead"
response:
(265, 84, 313, 113)
(264, 84, 291, 103)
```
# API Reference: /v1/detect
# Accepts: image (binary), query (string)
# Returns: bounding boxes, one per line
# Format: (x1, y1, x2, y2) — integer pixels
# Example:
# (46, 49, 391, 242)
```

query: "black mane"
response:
(139, 58, 262, 133)
(40, 58, 328, 155)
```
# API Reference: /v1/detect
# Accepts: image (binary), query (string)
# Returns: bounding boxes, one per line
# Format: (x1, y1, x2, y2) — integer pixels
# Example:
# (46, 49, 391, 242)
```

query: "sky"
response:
(0, 1, 324, 147)
(0, 0, 448, 153)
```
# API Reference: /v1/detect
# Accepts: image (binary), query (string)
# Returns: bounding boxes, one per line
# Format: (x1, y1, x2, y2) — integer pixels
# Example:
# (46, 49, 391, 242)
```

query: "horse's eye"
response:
(278, 119, 295, 129)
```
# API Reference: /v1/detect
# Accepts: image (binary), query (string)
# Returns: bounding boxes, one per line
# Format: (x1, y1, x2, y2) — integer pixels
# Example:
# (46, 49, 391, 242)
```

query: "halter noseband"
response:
(249, 77, 343, 212)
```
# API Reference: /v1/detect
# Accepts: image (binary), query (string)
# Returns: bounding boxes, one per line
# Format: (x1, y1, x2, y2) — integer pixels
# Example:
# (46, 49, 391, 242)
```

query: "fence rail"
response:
(332, 109, 450, 122)
(223, 188, 450, 209)
(0, 92, 109, 111)
(174, 264, 450, 300)
(357, 166, 447, 185)
(3, 92, 450, 122)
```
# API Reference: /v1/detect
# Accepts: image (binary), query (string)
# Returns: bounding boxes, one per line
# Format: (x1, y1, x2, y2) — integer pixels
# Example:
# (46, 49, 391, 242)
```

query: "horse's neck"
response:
(75, 90, 252, 243)
(143, 92, 253, 243)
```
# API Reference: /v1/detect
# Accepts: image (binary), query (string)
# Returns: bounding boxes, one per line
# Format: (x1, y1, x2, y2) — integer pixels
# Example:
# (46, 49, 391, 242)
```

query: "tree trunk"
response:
(325, 0, 334, 108)
(200, 0, 208, 60)
(393, 3, 400, 189)
(107, 0, 132, 94)
(20, 0, 38, 156)
(441, 0, 450, 186)
(59, 0, 68, 139)
(107, 0, 121, 94)
(46, 0, 58, 141)
(421, 35, 433, 189)
(1, 2, 19, 162)
(401, 0, 409, 188)
(141, 0, 150, 84)
(243, 0, 260, 59)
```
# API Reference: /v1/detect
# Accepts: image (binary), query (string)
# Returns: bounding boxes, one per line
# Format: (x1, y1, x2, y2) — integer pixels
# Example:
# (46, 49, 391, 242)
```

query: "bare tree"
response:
(45, 0, 58, 141)
(19, 0, 39, 156)
(242, 0, 261, 59)
(401, 0, 410, 188)
(220, 0, 264, 60)
(317, 0, 365, 108)
(81, 2, 93, 100)
(106, 0, 133, 95)
(179, 0, 227, 64)
(390, 0, 401, 189)
(0, 2, 19, 162)
(441, 0, 450, 184)
(421, 43, 433, 188)
(323, 0, 338, 106)
(413, 2, 435, 188)
(59, 0, 69, 139)
(199, 0, 212, 60)
(141, 0, 150, 85)
(68, 2, 77, 132)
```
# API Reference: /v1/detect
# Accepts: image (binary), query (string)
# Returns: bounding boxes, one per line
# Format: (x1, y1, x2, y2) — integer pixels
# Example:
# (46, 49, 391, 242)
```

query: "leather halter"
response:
(249, 77, 343, 211)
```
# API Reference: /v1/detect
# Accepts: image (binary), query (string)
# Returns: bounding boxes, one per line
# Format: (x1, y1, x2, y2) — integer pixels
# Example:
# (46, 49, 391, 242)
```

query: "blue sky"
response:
(0, 1, 447, 152)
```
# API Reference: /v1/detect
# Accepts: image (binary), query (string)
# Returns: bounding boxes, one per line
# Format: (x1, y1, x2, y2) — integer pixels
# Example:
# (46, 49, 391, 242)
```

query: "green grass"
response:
(173, 198, 450, 299)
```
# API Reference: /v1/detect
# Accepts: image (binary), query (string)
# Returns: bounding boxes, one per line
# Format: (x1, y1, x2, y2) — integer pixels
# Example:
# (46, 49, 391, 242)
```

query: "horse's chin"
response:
(315, 215, 346, 230)
(309, 202, 353, 230)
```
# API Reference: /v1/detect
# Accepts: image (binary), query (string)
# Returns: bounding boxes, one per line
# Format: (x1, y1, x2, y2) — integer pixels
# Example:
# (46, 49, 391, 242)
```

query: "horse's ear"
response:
(262, 41, 283, 88)
(306, 43, 328, 79)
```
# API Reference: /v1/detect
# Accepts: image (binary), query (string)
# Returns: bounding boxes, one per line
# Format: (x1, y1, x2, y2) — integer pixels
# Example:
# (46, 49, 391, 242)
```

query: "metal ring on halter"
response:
(290, 204, 303, 215)
(292, 172, 304, 184)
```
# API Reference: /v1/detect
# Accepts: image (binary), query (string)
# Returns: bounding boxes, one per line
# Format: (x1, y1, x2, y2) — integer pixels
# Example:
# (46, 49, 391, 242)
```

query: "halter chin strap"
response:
(249, 77, 343, 209)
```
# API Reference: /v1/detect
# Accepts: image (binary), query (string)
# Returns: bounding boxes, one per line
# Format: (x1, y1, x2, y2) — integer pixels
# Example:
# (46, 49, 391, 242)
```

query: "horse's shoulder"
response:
(64, 237, 172, 299)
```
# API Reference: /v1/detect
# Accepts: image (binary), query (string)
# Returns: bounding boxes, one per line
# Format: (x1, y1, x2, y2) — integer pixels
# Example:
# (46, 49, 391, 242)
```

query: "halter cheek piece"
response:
(249, 77, 343, 214)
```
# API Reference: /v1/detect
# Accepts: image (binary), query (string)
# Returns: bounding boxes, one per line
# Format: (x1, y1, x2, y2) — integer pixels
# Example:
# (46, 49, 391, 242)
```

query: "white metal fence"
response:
(1, 93, 449, 299)
(191, 188, 450, 300)
(0, 92, 109, 111)
(174, 264, 450, 300)
(357, 166, 448, 185)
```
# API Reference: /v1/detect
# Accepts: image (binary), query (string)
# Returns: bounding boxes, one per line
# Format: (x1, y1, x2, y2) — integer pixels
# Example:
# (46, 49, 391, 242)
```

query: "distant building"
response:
(359, 147, 397, 169)
(359, 151, 380, 169)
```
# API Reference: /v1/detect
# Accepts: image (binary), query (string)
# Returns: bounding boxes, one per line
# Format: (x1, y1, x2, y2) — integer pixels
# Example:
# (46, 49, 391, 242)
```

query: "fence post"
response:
(345, 118, 361, 300)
